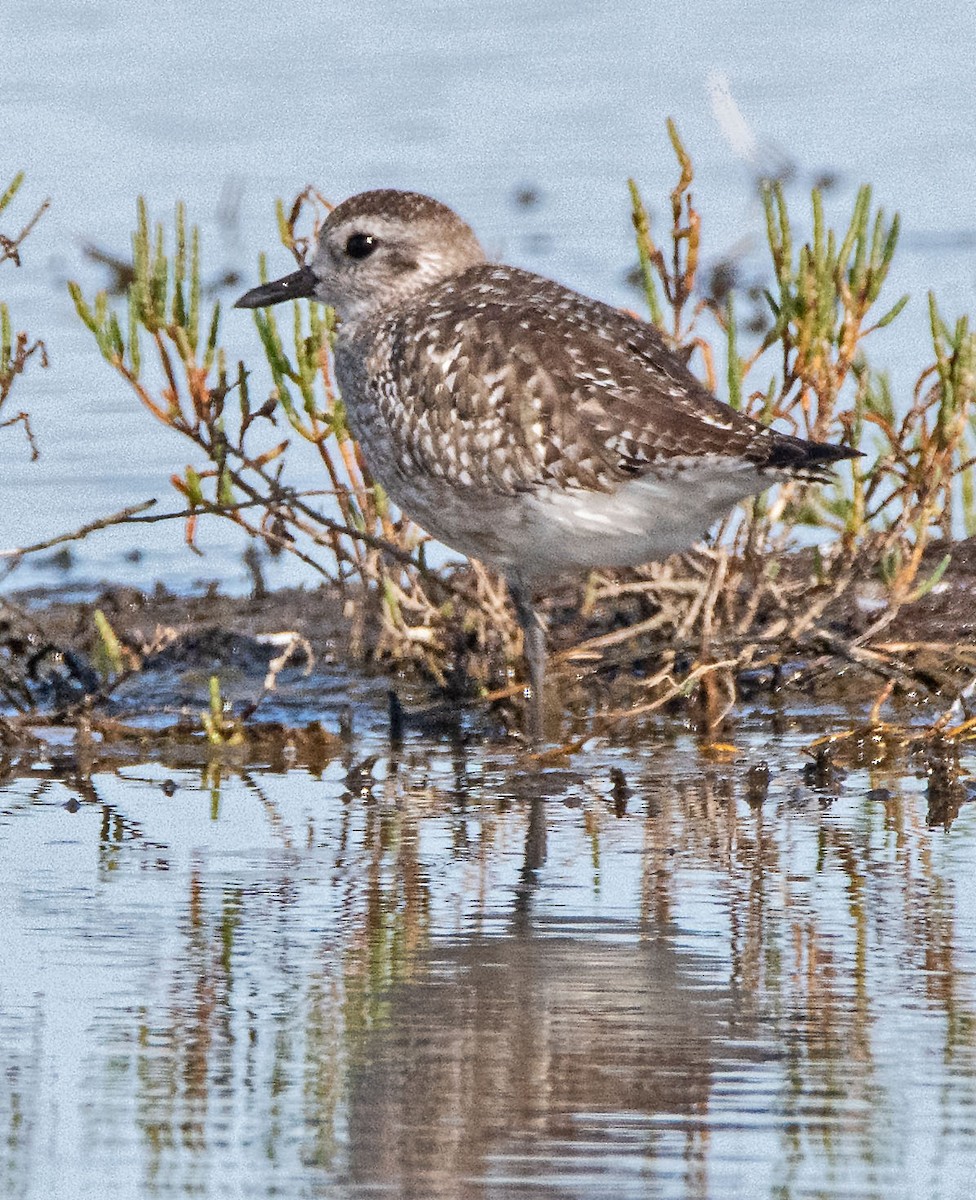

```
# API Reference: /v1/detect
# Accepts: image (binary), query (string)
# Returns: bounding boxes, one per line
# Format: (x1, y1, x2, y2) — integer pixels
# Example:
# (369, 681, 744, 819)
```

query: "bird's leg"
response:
(507, 576, 547, 740)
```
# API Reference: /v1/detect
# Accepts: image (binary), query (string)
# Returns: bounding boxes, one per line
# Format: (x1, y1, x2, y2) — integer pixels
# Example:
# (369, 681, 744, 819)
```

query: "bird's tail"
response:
(761, 435, 862, 484)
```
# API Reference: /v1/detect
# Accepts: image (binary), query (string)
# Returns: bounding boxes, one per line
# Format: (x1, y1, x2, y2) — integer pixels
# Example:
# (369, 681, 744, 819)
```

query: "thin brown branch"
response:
(0, 196, 50, 267)
(0, 500, 158, 563)
(0, 410, 39, 460)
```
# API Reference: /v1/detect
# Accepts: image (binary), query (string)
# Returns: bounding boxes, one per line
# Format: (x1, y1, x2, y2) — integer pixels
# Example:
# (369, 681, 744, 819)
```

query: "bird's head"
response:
(235, 189, 486, 326)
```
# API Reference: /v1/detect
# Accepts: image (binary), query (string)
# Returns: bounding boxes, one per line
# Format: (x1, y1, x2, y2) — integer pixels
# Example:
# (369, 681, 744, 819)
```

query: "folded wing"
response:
(373, 264, 855, 495)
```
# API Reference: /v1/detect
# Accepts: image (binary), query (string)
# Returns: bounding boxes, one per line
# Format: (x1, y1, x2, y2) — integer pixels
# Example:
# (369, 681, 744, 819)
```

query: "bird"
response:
(236, 188, 857, 733)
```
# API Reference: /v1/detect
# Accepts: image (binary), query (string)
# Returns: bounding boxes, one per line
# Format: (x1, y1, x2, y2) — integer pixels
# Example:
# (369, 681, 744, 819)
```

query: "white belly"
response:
(381, 459, 770, 585)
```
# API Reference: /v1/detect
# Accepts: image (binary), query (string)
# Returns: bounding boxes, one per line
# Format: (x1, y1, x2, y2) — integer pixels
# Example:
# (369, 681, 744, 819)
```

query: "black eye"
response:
(345, 232, 378, 259)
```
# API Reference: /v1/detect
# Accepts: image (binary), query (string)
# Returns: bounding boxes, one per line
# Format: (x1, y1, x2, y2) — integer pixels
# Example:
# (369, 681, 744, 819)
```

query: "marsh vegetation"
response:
(2, 127, 976, 747)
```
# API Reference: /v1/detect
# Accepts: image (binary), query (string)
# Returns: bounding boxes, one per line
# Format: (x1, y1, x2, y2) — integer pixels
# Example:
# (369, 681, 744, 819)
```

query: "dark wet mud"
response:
(5, 541, 976, 746)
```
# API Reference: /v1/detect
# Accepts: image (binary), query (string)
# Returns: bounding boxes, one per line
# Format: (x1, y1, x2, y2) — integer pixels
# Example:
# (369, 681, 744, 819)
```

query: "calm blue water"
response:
(2, 0, 975, 589)
(1, 714, 975, 1199)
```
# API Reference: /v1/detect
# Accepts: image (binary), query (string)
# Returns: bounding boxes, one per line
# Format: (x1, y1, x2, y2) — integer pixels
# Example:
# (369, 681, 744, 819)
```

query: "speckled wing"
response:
(369, 263, 847, 496)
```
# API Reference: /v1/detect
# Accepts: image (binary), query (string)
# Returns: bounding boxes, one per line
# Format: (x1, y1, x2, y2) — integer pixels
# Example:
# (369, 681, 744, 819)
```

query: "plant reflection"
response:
(1, 728, 974, 1195)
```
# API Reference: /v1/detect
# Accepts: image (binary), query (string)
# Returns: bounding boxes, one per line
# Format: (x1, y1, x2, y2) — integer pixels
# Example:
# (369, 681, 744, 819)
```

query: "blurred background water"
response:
(2, 0, 975, 591)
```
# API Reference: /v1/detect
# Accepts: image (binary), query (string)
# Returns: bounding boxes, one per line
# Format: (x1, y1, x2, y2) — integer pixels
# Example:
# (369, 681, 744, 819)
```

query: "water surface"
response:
(2, 715, 974, 1197)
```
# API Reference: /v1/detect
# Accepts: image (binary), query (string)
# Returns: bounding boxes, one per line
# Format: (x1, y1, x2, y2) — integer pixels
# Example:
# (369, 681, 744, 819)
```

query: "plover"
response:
(236, 189, 857, 724)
